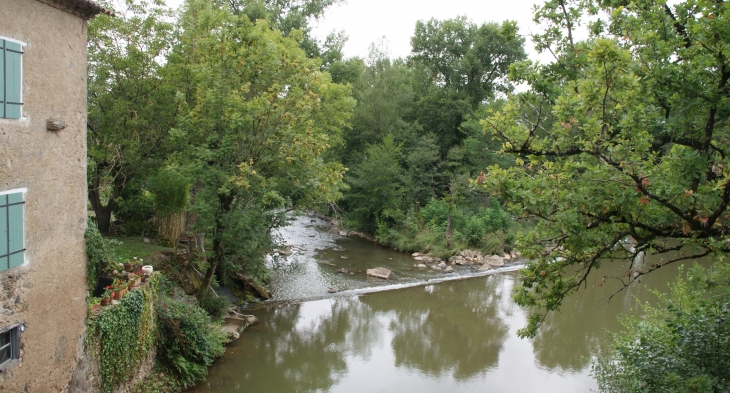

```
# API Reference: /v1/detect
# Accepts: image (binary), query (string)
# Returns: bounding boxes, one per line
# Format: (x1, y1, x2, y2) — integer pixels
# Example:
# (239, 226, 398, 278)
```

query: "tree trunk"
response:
(88, 165, 117, 235)
(199, 192, 233, 299)
(199, 235, 221, 300)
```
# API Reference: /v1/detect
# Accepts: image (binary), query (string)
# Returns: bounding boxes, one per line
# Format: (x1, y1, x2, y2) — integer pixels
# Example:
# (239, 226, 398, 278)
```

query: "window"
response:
(0, 324, 21, 370)
(0, 37, 24, 119)
(0, 189, 25, 271)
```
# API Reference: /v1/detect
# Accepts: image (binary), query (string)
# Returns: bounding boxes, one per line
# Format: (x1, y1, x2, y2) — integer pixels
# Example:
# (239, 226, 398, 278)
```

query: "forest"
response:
(86, 0, 730, 391)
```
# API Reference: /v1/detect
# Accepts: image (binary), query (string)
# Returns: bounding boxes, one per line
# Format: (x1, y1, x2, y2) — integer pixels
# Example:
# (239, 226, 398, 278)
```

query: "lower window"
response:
(0, 324, 20, 369)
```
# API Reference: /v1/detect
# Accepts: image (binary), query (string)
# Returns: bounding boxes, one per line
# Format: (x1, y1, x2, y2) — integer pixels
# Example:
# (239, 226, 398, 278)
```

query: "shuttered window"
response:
(0, 38, 23, 119)
(0, 191, 25, 271)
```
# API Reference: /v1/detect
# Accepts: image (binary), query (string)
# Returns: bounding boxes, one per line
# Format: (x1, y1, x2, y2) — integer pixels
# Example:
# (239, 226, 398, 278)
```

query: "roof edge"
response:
(36, 0, 114, 19)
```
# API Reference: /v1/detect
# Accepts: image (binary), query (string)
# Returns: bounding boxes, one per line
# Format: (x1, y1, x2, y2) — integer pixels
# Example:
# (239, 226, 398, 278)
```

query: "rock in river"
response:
(484, 255, 504, 267)
(478, 264, 491, 272)
(366, 267, 393, 279)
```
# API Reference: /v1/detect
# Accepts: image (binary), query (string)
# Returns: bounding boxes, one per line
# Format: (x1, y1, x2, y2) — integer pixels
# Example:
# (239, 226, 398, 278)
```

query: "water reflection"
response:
(360, 277, 509, 379)
(531, 256, 705, 372)
(192, 274, 599, 393)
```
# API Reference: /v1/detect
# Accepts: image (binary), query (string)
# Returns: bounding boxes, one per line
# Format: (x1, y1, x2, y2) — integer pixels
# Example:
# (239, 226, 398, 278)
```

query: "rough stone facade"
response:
(0, 0, 101, 390)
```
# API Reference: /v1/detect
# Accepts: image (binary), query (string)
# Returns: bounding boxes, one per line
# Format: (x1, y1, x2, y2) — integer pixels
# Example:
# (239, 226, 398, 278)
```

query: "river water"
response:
(191, 215, 694, 393)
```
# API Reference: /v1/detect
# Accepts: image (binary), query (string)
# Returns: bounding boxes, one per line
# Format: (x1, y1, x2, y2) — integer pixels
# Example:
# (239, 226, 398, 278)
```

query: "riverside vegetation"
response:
(85, 0, 730, 391)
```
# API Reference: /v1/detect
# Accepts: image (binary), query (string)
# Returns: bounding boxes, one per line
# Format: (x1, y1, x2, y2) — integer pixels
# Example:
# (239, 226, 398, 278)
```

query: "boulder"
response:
(366, 267, 393, 279)
(444, 266, 454, 273)
(484, 255, 504, 267)
(449, 256, 465, 265)
(478, 264, 491, 272)
(416, 264, 427, 269)
(336, 268, 349, 274)
(412, 252, 424, 257)
(460, 250, 483, 259)
(431, 266, 442, 271)
(339, 230, 349, 236)
(437, 262, 446, 268)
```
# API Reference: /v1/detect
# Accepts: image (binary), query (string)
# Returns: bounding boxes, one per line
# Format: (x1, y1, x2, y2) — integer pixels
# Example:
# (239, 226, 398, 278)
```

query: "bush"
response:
(85, 220, 114, 288)
(592, 264, 730, 393)
(199, 291, 230, 321)
(156, 295, 226, 389)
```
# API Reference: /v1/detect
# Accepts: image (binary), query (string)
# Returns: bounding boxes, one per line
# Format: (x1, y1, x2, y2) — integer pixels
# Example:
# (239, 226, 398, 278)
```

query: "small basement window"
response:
(0, 324, 21, 370)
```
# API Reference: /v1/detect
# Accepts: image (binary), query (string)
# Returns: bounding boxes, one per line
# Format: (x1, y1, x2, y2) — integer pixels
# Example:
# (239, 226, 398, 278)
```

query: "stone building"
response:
(0, 0, 108, 390)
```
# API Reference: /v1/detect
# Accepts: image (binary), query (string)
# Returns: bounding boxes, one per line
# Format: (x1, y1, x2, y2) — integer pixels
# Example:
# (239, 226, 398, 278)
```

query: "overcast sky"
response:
(309, 0, 552, 61)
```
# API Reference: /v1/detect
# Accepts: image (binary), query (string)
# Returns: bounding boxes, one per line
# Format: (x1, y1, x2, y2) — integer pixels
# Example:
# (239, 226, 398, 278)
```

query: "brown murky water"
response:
(191, 215, 702, 393)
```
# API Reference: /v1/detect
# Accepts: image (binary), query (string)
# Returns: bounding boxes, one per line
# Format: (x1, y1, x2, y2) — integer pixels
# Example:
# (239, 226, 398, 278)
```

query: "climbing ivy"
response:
(84, 220, 113, 289)
(88, 276, 159, 393)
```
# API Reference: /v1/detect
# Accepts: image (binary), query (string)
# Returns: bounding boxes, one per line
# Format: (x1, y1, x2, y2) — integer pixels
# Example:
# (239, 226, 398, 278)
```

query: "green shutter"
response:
(0, 195, 7, 270)
(0, 192, 24, 271)
(0, 40, 5, 118)
(4, 41, 22, 119)
(7, 193, 23, 268)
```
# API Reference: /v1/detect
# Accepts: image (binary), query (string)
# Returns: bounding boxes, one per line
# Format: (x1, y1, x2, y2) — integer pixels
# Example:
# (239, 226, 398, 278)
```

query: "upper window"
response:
(0, 37, 24, 119)
(0, 189, 25, 271)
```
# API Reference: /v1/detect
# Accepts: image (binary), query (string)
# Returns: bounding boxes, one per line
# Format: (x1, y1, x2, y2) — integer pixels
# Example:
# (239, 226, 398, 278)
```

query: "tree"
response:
(225, 0, 343, 58)
(174, 0, 354, 296)
(344, 134, 407, 236)
(483, 0, 730, 337)
(409, 17, 526, 151)
(87, 0, 177, 235)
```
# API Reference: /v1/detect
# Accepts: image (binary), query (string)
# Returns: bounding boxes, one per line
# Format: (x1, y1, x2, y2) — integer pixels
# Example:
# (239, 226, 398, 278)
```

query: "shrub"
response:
(199, 291, 230, 321)
(156, 295, 226, 389)
(592, 264, 730, 393)
(85, 220, 114, 289)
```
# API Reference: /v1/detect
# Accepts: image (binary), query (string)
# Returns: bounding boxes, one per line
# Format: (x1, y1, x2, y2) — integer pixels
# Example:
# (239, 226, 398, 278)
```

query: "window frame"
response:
(0, 323, 22, 371)
(0, 35, 26, 119)
(0, 188, 27, 271)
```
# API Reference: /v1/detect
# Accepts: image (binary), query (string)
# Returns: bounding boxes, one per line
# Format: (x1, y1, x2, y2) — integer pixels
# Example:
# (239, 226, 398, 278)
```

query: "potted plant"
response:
(89, 297, 101, 313)
(112, 278, 127, 299)
(128, 273, 141, 289)
(100, 288, 112, 306)
(123, 257, 138, 272)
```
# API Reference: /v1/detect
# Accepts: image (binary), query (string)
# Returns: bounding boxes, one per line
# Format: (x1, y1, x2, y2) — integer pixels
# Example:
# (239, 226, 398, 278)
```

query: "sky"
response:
(309, 0, 552, 62)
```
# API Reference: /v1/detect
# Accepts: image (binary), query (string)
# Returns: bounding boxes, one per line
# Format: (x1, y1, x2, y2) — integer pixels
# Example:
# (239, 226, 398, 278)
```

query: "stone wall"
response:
(0, 1, 90, 391)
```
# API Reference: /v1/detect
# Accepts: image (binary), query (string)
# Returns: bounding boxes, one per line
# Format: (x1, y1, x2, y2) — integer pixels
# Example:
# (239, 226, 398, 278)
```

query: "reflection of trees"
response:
(531, 257, 674, 372)
(252, 299, 352, 392)
(196, 297, 375, 393)
(360, 276, 510, 380)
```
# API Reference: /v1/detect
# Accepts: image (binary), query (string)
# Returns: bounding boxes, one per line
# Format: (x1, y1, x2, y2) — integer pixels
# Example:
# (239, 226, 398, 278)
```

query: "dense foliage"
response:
(84, 220, 113, 289)
(331, 18, 525, 255)
(593, 264, 730, 392)
(172, 0, 354, 295)
(88, 0, 178, 235)
(483, 0, 730, 337)
(155, 293, 226, 388)
(88, 281, 157, 393)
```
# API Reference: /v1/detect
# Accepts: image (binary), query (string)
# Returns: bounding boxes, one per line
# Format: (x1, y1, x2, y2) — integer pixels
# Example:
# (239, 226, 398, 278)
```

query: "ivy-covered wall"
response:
(86, 274, 160, 393)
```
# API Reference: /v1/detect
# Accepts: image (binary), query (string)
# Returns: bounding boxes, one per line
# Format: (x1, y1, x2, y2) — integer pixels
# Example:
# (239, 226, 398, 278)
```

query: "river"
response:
(191, 215, 695, 393)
